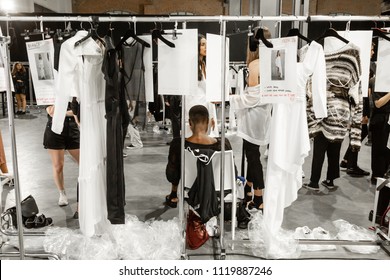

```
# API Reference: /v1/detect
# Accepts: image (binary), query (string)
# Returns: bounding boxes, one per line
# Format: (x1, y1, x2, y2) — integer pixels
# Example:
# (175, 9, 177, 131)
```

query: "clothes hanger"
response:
(115, 26, 151, 51)
(151, 22, 175, 48)
(315, 22, 349, 44)
(286, 28, 312, 43)
(74, 17, 105, 47)
(255, 28, 273, 48)
(372, 28, 390, 42)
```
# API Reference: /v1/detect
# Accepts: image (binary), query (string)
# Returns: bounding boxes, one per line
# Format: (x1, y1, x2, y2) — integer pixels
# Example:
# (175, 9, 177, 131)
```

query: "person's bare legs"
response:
(15, 94, 22, 112)
(48, 149, 68, 206)
(20, 94, 27, 113)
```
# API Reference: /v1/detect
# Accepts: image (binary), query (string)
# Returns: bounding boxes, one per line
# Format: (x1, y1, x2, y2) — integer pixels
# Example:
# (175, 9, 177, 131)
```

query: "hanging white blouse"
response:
(263, 41, 327, 233)
(52, 30, 110, 237)
(230, 85, 272, 145)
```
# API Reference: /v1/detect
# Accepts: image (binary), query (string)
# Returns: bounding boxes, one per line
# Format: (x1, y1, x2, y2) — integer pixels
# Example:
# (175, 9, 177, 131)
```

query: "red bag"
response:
(186, 210, 209, 250)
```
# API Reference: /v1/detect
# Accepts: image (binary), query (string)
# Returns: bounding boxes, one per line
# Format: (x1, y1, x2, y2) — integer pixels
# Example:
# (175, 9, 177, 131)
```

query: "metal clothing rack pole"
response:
(1, 28, 58, 262)
(179, 21, 187, 260)
(219, 19, 227, 259)
(0, 34, 25, 259)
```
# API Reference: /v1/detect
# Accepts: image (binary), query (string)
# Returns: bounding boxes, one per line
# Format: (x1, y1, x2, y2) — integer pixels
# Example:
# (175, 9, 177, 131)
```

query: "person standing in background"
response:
(11, 62, 28, 115)
(184, 34, 218, 138)
(43, 105, 80, 218)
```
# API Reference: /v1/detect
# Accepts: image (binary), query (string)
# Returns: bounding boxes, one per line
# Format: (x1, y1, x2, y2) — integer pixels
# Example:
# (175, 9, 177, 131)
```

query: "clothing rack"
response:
(1, 13, 389, 260)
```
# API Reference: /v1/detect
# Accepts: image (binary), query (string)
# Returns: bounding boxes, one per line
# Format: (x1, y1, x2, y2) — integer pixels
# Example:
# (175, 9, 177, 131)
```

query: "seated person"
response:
(165, 105, 234, 208)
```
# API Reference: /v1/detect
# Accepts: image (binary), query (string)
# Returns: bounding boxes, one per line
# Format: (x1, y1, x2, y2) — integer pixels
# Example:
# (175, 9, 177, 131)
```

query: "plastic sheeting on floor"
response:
(42, 215, 182, 260)
(247, 212, 380, 258)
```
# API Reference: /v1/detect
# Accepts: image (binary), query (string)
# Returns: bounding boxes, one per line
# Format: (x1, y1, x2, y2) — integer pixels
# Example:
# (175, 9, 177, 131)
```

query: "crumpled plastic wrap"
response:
(247, 211, 300, 259)
(294, 226, 336, 251)
(43, 215, 182, 260)
(333, 219, 380, 254)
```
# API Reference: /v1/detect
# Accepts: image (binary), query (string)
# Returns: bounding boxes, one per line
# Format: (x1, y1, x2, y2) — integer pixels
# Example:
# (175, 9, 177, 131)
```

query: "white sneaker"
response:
(58, 191, 68, 206)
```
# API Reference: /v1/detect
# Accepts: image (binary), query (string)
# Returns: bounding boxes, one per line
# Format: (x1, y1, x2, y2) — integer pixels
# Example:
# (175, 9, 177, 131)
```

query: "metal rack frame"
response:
(1, 13, 389, 260)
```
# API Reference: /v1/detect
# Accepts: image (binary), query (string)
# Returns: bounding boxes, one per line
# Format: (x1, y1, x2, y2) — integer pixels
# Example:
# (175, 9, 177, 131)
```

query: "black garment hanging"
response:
(121, 40, 147, 129)
(103, 36, 130, 224)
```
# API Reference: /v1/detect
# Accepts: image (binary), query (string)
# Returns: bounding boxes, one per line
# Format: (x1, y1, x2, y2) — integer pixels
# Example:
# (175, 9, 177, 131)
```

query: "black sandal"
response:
(247, 195, 263, 212)
(165, 192, 178, 208)
(24, 214, 53, 229)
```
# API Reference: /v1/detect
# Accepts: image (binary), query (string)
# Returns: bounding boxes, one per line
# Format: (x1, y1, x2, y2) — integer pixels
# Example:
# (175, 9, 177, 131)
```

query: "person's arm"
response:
(374, 92, 390, 108)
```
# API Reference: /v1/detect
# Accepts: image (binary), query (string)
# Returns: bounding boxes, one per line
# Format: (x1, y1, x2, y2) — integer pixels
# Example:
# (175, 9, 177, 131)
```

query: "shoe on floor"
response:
(58, 191, 68, 206)
(73, 211, 79, 219)
(346, 166, 370, 177)
(126, 144, 143, 150)
(303, 182, 320, 191)
(321, 180, 337, 190)
(340, 160, 347, 169)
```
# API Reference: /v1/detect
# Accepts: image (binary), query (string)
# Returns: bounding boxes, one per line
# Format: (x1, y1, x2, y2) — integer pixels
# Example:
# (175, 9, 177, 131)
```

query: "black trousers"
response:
(243, 139, 264, 190)
(167, 95, 181, 139)
(343, 124, 368, 168)
(310, 132, 342, 185)
(371, 119, 390, 179)
(370, 117, 390, 216)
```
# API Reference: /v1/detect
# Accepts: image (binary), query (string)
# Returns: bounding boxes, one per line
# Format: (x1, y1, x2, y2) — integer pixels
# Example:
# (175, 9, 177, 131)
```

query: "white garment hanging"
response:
(184, 74, 219, 137)
(230, 85, 272, 145)
(52, 30, 110, 237)
(263, 41, 327, 233)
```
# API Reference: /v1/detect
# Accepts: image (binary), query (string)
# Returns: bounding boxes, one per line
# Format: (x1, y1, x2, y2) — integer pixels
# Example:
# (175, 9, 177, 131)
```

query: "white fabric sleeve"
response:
(309, 43, 327, 119)
(51, 43, 77, 134)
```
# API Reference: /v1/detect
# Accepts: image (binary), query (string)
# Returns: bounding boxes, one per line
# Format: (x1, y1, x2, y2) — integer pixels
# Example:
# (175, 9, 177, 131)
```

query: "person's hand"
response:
(46, 105, 54, 117)
(165, 101, 170, 106)
(74, 115, 80, 127)
(17, 80, 22, 83)
(361, 116, 369, 124)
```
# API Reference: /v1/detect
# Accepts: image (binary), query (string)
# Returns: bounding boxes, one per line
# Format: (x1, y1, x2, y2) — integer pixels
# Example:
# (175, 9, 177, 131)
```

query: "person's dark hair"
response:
(189, 105, 209, 127)
(198, 34, 206, 81)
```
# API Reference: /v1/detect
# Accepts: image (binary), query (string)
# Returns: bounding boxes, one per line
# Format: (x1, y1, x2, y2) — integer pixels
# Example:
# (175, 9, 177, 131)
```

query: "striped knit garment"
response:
(307, 43, 363, 149)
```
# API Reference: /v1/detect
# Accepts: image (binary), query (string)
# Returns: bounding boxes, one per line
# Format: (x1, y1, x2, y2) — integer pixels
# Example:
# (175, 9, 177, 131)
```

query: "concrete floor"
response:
(0, 106, 389, 260)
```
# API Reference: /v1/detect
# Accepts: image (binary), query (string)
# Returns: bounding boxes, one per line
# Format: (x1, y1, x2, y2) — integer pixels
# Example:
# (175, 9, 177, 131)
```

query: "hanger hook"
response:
(154, 22, 157, 30)
(346, 20, 351, 32)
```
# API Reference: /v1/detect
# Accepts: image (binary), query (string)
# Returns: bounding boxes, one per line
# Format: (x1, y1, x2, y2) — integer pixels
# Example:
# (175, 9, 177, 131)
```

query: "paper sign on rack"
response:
(375, 34, 390, 92)
(259, 36, 298, 103)
(206, 33, 229, 102)
(26, 39, 56, 105)
(158, 29, 198, 96)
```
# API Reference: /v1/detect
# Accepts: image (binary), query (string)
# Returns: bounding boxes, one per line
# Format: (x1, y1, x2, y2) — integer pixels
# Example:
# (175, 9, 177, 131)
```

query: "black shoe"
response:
(73, 211, 79, 219)
(340, 160, 348, 169)
(346, 166, 370, 177)
(15, 111, 21, 115)
(303, 182, 320, 191)
(368, 210, 388, 226)
(321, 180, 337, 190)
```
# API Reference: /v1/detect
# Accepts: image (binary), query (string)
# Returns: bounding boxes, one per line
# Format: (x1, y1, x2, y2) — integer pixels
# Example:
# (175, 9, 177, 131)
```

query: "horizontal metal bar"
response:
(0, 252, 60, 260)
(1, 14, 389, 23)
(227, 239, 382, 246)
(309, 15, 390, 22)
